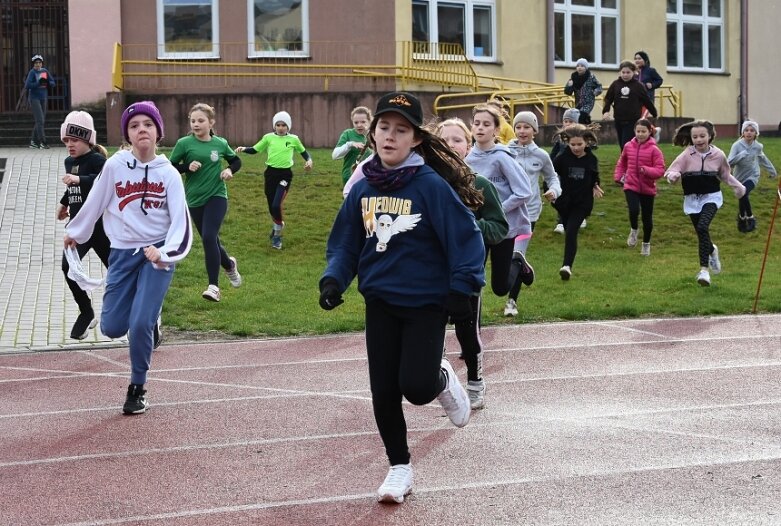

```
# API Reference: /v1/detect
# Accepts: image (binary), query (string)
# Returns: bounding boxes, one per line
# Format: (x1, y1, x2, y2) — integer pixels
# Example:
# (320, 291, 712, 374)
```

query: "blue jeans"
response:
(30, 98, 46, 144)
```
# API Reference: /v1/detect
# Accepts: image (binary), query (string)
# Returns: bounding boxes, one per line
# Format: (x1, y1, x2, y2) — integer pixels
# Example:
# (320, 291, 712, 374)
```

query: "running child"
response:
(613, 118, 666, 255)
(56, 111, 110, 340)
(552, 124, 604, 280)
(602, 60, 657, 149)
(466, 103, 534, 315)
(550, 108, 586, 233)
(727, 119, 777, 232)
(170, 102, 242, 302)
(665, 119, 745, 286)
(332, 106, 373, 184)
(436, 117, 508, 409)
(64, 101, 192, 415)
(505, 110, 560, 315)
(235, 111, 313, 249)
(319, 91, 485, 504)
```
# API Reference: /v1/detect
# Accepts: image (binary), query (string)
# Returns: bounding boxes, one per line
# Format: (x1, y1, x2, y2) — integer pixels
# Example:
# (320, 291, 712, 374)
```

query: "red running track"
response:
(1, 314, 780, 525)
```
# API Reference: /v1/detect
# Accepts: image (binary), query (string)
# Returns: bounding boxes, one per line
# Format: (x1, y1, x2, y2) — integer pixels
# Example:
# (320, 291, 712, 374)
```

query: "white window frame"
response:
(156, 0, 220, 60)
(412, 0, 497, 62)
(553, 0, 620, 68)
(247, 0, 310, 58)
(666, 0, 724, 72)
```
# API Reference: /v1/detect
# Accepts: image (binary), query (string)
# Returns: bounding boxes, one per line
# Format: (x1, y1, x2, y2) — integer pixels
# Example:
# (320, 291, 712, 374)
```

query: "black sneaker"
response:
(70, 312, 96, 340)
(737, 214, 747, 233)
(746, 216, 757, 232)
(153, 316, 162, 349)
(123, 384, 148, 415)
(29, 141, 40, 149)
(513, 252, 535, 286)
(40, 142, 50, 149)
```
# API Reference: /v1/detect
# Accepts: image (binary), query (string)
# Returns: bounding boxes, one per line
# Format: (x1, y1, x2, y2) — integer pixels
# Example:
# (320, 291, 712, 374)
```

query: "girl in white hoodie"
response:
(64, 101, 192, 415)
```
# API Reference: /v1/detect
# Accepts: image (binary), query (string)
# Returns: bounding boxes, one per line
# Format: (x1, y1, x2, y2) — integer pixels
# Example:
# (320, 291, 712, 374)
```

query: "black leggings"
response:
(263, 166, 292, 224)
(559, 207, 589, 268)
(453, 294, 482, 382)
(738, 180, 756, 217)
(485, 238, 514, 297)
(189, 196, 233, 286)
(62, 221, 111, 315)
(365, 299, 447, 466)
(614, 120, 636, 150)
(624, 190, 655, 243)
(689, 202, 718, 267)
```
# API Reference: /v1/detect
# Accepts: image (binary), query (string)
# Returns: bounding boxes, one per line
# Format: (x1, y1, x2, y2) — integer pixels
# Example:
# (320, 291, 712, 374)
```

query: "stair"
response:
(0, 109, 107, 148)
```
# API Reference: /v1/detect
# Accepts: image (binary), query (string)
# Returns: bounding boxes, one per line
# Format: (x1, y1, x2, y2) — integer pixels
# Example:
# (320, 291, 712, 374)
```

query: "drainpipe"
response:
(546, 0, 554, 84)
(739, 0, 748, 128)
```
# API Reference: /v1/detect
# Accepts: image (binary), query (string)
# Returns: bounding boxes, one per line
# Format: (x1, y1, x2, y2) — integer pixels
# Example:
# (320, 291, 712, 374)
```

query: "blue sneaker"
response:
(271, 235, 282, 250)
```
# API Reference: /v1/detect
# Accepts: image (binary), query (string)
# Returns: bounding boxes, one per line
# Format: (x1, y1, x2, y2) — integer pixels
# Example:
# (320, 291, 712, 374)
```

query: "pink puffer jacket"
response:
(613, 137, 666, 196)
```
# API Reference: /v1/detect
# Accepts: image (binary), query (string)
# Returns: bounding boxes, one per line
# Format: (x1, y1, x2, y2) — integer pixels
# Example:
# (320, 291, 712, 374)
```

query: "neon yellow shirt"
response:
(252, 132, 306, 169)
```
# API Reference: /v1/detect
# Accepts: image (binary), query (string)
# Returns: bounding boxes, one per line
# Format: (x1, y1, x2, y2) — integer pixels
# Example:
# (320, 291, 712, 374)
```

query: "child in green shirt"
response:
(332, 106, 373, 184)
(236, 111, 313, 249)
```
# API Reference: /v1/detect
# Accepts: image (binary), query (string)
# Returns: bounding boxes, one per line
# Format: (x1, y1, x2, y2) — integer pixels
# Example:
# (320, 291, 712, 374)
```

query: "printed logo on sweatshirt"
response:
(115, 180, 167, 211)
(360, 196, 421, 252)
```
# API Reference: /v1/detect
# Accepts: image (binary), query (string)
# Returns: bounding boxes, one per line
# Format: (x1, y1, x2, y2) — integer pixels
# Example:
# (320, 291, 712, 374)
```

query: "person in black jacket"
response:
(602, 61, 657, 149)
(56, 111, 110, 340)
(634, 51, 664, 104)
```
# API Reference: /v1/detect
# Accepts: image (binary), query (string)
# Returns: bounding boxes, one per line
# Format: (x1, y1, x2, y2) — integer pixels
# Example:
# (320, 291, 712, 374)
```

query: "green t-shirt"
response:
(252, 132, 306, 169)
(170, 134, 238, 208)
(335, 128, 371, 183)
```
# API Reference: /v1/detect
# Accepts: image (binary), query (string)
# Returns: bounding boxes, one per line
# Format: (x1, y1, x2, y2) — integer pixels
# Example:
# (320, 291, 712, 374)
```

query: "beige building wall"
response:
(747, 0, 781, 130)
(68, 0, 122, 106)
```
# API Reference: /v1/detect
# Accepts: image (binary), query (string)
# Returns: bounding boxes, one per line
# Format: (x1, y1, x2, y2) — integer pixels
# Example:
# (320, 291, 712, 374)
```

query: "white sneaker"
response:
(377, 463, 413, 503)
(559, 265, 572, 281)
(467, 379, 485, 410)
(627, 228, 638, 247)
(225, 256, 242, 287)
(553, 223, 564, 234)
(697, 269, 711, 286)
(202, 284, 221, 302)
(437, 358, 470, 428)
(708, 244, 721, 274)
(503, 298, 518, 317)
(640, 242, 651, 256)
(580, 219, 587, 229)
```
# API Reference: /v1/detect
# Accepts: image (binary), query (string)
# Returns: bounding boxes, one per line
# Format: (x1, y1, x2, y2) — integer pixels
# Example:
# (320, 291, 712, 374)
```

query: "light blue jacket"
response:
(507, 140, 561, 222)
(727, 138, 777, 186)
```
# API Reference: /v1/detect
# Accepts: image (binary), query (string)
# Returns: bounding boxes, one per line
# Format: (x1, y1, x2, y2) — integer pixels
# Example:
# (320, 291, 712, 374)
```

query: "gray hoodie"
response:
(507, 139, 561, 222)
(466, 144, 532, 237)
(727, 138, 777, 187)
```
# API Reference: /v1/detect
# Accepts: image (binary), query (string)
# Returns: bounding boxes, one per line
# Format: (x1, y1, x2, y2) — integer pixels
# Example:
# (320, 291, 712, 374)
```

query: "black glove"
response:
(319, 278, 344, 310)
(445, 291, 472, 322)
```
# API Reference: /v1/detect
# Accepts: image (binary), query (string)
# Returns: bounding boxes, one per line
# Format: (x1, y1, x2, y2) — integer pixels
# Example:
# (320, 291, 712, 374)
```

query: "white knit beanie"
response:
(273, 111, 292, 131)
(741, 119, 759, 136)
(512, 111, 538, 132)
(576, 58, 589, 69)
(562, 108, 581, 123)
(60, 111, 97, 145)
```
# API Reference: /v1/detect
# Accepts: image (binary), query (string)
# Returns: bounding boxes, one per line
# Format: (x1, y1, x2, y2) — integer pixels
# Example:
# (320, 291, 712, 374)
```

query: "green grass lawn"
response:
(153, 137, 781, 338)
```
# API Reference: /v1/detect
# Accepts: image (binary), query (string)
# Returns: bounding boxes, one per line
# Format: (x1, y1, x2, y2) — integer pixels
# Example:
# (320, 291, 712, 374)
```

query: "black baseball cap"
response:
(374, 92, 423, 127)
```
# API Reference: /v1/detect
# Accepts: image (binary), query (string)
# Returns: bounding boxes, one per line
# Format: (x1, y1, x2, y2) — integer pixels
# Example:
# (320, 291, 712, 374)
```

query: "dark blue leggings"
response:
(625, 190, 655, 243)
(189, 196, 232, 286)
(738, 180, 756, 217)
(263, 166, 292, 224)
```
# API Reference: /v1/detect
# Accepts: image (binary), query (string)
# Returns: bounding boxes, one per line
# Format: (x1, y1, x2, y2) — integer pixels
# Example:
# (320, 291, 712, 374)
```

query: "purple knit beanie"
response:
(121, 101, 164, 143)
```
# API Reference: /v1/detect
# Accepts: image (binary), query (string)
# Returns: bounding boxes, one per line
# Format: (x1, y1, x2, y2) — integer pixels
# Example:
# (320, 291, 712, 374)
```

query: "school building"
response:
(3, 0, 780, 147)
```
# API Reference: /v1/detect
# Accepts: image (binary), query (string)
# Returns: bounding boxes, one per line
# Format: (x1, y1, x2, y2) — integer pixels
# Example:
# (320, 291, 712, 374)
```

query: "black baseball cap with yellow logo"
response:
(374, 92, 423, 127)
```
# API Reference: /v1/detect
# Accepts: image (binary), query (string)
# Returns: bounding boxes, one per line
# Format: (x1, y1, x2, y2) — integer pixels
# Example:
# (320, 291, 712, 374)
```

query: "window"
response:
(247, 0, 309, 57)
(666, 0, 723, 71)
(156, 0, 219, 59)
(412, 0, 496, 61)
(554, 0, 619, 67)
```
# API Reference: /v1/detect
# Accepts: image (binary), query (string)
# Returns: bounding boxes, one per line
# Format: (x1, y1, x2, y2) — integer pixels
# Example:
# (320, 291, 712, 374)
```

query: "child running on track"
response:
(56, 111, 110, 340)
(613, 118, 665, 255)
(64, 101, 192, 415)
(552, 124, 604, 280)
(665, 120, 745, 286)
(435, 117, 508, 409)
(235, 111, 312, 249)
(170, 103, 242, 302)
(506, 111, 560, 315)
(727, 119, 777, 233)
(466, 103, 534, 315)
(319, 91, 485, 504)
(332, 105, 373, 184)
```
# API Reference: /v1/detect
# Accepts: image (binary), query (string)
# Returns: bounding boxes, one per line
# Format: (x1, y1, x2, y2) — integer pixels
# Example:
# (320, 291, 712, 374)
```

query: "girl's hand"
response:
(543, 189, 556, 202)
(63, 234, 77, 248)
(56, 204, 69, 221)
(143, 245, 161, 263)
(62, 174, 80, 186)
(566, 79, 573, 87)
(639, 166, 646, 175)
(666, 172, 680, 184)
(189, 160, 202, 172)
(593, 185, 604, 198)
(220, 168, 233, 180)
(602, 113, 611, 121)
(235, 146, 245, 154)
(304, 159, 313, 172)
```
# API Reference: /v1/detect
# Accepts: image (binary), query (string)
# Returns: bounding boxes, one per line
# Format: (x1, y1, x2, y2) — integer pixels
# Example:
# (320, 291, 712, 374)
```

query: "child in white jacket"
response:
(64, 101, 192, 415)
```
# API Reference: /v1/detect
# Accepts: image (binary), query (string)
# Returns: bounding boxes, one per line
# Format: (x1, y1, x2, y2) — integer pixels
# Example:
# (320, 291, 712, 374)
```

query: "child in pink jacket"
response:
(614, 118, 666, 255)
(665, 120, 745, 287)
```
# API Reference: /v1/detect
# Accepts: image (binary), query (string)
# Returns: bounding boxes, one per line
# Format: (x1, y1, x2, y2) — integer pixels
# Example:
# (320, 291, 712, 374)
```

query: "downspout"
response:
(546, 0, 555, 84)
(739, 0, 748, 127)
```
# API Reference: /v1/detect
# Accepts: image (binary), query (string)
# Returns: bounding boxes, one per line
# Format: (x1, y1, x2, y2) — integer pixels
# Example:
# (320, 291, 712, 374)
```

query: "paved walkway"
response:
(0, 147, 121, 353)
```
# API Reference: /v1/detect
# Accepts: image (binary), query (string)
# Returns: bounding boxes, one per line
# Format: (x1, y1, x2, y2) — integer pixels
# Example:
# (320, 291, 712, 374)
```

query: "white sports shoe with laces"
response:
(697, 269, 711, 286)
(377, 463, 413, 503)
(437, 358, 470, 427)
(708, 244, 721, 274)
(202, 284, 221, 302)
(503, 298, 518, 317)
(225, 256, 242, 287)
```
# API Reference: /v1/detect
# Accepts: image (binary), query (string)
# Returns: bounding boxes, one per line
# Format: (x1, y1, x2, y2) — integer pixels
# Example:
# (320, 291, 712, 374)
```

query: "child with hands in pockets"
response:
(64, 101, 192, 415)
(170, 103, 242, 303)
(613, 118, 666, 255)
(319, 92, 485, 505)
(665, 120, 745, 286)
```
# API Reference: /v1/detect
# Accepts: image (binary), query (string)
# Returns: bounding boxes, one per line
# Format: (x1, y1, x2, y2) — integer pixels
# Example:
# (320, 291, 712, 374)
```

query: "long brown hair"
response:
(672, 119, 716, 147)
